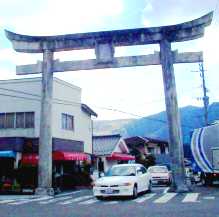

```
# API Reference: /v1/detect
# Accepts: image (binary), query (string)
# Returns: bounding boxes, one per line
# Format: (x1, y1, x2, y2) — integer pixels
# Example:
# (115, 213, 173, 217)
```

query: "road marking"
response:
(0, 199, 16, 204)
(203, 196, 215, 200)
(9, 196, 52, 205)
(59, 195, 93, 205)
(104, 201, 118, 205)
(182, 193, 199, 203)
(78, 198, 98, 205)
(55, 190, 81, 197)
(163, 187, 169, 194)
(39, 196, 73, 204)
(154, 193, 177, 204)
(134, 193, 156, 203)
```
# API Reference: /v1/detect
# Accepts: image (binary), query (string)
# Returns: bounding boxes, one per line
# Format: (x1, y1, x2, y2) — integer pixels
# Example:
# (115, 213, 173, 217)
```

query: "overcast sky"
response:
(0, 0, 219, 120)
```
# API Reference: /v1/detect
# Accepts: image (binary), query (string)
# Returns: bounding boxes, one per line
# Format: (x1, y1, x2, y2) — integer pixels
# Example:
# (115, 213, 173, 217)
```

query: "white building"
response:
(0, 77, 97, 171)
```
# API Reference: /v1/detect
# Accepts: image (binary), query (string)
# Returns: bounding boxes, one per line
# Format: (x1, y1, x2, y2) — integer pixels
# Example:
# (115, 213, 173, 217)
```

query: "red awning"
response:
(21, 152, 88, 165)
(21, 154, 39, 165)
(53, 151, 88, 161)
(106, 152, 135, 161)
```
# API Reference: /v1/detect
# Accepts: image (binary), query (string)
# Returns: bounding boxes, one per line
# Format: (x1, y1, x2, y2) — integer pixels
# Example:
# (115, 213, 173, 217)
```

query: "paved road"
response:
(0, 186, 219, 217)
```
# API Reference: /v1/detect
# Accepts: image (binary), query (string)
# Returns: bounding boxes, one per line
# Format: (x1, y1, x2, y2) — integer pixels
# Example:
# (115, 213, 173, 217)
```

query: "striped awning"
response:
(21, 151, 88, 165)
(106, 152, 135, 161)
(53, 151, 88, 161)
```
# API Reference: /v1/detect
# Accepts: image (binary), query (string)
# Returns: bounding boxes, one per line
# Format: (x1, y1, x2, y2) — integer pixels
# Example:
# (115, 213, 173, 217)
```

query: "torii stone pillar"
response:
(5, 11, 213, 194)
(37, 48, 54, 195)
(160, 39, 186, 191)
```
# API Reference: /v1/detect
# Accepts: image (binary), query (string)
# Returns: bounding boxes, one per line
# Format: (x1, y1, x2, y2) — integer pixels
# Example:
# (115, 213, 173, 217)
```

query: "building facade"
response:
(0, 77, 97, 191)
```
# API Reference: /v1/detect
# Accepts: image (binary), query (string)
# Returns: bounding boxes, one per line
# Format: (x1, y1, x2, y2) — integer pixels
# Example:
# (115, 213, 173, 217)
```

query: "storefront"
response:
(92, 135, 135, 178)
(19, 151, 90, 192)
(0, 151, 16, 193)
(0, 137, 91, 193)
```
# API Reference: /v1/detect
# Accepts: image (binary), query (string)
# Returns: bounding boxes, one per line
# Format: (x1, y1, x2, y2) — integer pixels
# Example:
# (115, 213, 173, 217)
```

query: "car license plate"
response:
(105, 188, 113, 194)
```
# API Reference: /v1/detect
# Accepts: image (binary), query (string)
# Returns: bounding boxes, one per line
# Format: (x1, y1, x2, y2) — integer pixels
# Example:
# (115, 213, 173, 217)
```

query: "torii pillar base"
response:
(35, 187, 55, 196)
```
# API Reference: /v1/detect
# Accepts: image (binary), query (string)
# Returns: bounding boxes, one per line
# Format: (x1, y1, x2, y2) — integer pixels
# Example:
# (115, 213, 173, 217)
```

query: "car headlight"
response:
(93, 183, 102, 187)
(118, 182, 132, 187)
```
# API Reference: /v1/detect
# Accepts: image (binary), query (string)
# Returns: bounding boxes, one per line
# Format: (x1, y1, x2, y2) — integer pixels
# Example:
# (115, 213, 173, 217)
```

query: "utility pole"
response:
(199, 62, 209, 126)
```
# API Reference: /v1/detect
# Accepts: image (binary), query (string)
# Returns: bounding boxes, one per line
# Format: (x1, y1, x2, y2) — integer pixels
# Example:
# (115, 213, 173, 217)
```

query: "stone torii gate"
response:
(5, 12, 213, 195)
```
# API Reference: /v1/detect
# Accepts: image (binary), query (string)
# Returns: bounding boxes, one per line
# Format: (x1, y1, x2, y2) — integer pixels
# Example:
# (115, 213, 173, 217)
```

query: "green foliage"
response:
(136, 154, 156, 168)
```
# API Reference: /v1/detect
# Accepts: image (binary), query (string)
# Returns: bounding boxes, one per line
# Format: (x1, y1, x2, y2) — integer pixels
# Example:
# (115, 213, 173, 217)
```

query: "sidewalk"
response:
(0, 194, 40, 200)
(0, 188, 90, 200)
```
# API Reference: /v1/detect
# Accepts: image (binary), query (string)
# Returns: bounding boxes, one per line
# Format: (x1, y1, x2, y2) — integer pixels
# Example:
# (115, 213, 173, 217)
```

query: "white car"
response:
(147, 165, 172, 185)
(93, 164, 152, 199)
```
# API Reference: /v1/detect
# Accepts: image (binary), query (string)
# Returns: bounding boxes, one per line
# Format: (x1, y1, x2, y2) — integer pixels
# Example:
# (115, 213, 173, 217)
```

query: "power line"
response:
(0, 86, 215, 129)
(0, 91, 196, 129)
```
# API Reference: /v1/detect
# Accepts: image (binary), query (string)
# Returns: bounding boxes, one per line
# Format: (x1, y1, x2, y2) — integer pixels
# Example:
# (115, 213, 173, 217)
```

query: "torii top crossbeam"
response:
(5, 12, 213, 53)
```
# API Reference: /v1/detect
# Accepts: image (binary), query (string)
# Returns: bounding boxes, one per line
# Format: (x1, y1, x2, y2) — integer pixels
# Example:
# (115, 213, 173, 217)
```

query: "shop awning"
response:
(21, 154, 38, 165)
(0, 151, 16, 158)
(53, 151, 88, 161)
(21, 152, 88, 165)
(106, 152, 135, 161)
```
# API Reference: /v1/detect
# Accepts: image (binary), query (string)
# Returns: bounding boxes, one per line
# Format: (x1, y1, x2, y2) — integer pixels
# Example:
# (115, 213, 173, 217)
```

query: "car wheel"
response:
(147, 181, 152, 193)
(167, 178, 171, 186)
(132, 185, 138, 199)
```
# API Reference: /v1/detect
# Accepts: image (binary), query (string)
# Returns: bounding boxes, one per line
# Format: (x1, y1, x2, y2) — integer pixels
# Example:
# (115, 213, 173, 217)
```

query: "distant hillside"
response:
(121, 102, 219, 145)
(93, 119, 135, 136)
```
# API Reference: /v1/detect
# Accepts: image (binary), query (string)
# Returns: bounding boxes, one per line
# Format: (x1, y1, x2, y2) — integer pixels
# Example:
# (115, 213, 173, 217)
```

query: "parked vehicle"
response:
(93, 164, 151, 199)
(147, 165, 171, 186)
(191, 124, 219, 186)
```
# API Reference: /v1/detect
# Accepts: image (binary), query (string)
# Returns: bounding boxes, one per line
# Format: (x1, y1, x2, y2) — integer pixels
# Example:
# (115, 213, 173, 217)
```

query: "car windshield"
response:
(105, 166, 136, 176)
(148, 167, 168, 173)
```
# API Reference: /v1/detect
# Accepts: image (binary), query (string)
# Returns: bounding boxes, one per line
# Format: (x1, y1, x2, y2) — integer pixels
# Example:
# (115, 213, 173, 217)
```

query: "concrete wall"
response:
(0, 78, 41, 137)
(0, 77, 93, 153)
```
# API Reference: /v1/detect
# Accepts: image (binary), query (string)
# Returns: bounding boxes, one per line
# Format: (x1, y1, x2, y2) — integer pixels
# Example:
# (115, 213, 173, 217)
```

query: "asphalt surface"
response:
(0, 185, 219, 217)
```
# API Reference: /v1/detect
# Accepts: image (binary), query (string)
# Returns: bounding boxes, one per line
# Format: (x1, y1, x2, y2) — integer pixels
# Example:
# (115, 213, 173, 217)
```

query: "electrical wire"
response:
(0, 86, 215, 129)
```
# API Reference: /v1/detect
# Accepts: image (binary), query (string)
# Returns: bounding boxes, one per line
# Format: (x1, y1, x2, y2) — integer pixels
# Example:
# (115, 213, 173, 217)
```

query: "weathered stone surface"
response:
(16, 51, 203, 75)
(5, 12, 213, 53)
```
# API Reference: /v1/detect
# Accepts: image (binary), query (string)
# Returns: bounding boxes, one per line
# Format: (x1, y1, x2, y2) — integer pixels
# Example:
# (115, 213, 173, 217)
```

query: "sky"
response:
(0, 0, 219, 120)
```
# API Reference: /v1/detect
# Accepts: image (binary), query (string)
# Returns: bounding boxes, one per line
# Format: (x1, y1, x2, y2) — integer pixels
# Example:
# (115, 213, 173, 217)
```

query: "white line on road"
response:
(78, 198, 98, 205)
(39, 196, 73, 204)
(55, 190, 81, 197)
(163, 187, 169, 194)
(154, 193, 177, 204)
(203, 196, 215, 200)
(182, 193, 199, 203)
(103, 201, 118, 205)
(134, 193, 156, 203)
(9, 196, 52, 205)
(0, 199, 16, 204)
(59, 195, 93, 205)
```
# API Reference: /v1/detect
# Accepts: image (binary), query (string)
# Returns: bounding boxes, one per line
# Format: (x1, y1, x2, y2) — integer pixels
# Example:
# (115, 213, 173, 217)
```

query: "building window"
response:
(25, 112, 34, 128)
(5, 113, 15, 128)
(148, 147, 155, 154)
(62, 113, 74, 130)
(0, 112, 34, 129)
(0, 113, 5, 129)
(16, 112, 25, 128)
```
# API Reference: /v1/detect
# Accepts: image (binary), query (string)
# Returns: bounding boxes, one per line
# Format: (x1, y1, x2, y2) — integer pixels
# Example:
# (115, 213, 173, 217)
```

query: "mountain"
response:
(93, 119, 135, 136)
(121, 102, 219, 145)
